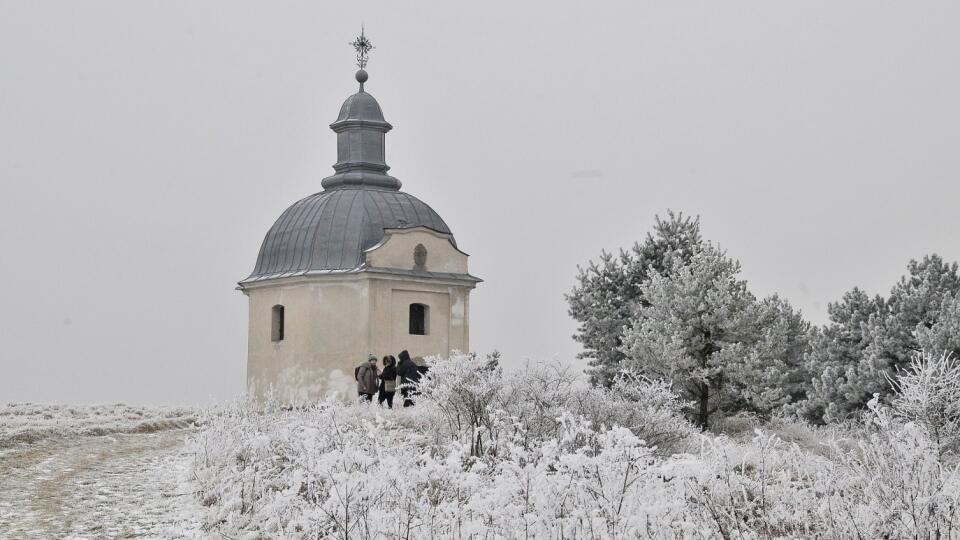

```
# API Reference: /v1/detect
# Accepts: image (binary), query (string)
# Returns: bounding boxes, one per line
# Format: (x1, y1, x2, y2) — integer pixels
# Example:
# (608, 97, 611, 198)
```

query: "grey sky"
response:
(2, 2, 958, 405)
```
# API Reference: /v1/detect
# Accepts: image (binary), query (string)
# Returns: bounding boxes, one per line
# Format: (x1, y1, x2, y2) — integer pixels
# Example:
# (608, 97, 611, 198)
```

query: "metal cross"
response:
(350, 28, 374, 69)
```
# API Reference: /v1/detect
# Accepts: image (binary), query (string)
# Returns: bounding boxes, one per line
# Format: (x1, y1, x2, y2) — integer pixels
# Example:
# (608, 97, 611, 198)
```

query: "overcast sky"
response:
(2, 2, 959, 405)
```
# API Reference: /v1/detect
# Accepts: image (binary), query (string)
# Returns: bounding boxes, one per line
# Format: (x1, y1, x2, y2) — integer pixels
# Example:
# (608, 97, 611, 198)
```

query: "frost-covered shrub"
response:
(187, 349, 960, 539)
(689, 351, 960, 539)
(414, 353, 507, 456)
(188, 396, 693, 538)
(415, 354, 694, 457)
(890, 351, 960, 457)
(567, 373, 695, 454)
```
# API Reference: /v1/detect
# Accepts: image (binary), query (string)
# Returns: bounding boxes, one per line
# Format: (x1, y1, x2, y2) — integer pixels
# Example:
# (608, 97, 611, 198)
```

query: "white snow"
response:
(0, 404, 202, 539)
(0, 403, 197, 448)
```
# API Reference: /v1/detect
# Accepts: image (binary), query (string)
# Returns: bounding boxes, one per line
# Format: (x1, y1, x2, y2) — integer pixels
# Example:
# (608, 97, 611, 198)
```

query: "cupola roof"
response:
(321, 70, 401, 191)
(241, 39, 463, 286)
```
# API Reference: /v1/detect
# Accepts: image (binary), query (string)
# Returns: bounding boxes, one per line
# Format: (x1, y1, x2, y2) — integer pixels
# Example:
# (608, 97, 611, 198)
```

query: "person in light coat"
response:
(355, 354, 379, 402)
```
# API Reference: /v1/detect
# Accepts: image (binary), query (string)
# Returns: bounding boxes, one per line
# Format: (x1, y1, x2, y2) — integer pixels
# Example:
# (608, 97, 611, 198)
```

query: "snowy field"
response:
(0, 403, 198, 448)
(0, 404, 202, 539)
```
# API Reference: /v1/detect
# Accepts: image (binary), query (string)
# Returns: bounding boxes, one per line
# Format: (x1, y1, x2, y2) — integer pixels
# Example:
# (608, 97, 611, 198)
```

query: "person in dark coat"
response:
(412, 356, 429, 377)
(395, 350, 422, 407)
(378, 355, 398, 408)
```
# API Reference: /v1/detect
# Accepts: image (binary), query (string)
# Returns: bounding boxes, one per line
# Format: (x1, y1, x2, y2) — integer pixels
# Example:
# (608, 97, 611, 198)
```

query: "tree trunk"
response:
(698, 384, 710, 431)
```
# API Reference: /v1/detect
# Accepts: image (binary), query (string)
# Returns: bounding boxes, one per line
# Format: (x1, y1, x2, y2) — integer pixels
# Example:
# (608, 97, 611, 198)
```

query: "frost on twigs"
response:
(889, 351, 960, 458)
(688, 349, 960, 539)
(188, 353, 697, 538)
(188, 349, 960, 539)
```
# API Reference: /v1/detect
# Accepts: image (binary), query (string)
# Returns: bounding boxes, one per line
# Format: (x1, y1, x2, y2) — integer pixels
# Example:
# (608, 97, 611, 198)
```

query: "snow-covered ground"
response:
(0, 403, 197, 448)
(0, 404, 202, 539)
(5, 351, 960, 539)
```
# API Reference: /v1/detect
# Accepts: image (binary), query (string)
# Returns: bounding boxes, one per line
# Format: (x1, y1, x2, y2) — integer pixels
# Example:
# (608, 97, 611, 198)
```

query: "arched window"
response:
(409, 303, 428, 335)
(271, 305, 285, 342)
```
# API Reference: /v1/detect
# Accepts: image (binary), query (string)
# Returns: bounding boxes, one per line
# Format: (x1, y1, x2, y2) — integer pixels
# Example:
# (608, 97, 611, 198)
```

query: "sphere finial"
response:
(355, 69, 368, 91)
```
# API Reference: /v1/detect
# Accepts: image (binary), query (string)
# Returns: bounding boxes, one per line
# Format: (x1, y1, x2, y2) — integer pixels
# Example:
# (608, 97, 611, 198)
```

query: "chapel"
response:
(238, 37, 480, 403)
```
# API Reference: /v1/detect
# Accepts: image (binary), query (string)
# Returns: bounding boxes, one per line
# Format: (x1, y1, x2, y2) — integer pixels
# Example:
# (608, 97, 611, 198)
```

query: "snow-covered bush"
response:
(689, 351, 960, 538)
(890, 351, 960, 457)
(188, 399, 693, 537)
(187, 350, 960, 539)
(566, 373, 695, 454)
(188, 356, 698, 538)
(415, 354, 695, 457)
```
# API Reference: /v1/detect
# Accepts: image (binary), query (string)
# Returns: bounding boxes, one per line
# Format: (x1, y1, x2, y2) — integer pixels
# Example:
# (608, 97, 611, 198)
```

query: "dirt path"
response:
(0, 429, 202, 539)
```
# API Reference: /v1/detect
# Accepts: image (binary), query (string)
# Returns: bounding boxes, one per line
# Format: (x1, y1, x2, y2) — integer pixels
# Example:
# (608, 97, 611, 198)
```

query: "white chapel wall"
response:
(246, 279, 372, 403)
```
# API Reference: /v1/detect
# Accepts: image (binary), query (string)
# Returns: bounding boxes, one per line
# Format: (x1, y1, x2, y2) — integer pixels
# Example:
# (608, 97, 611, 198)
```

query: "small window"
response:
(409, 303, 428, 335)
(271, 305, 285, 342)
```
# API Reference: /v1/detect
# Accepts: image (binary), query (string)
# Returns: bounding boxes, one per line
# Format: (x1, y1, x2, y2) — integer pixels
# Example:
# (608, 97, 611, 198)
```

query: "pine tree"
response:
(620, 246, 809, 429)
(730, 295, 812, 417)
(795, 288, 885, 423)
(864, 254, 960, 372)
(566, 211, 702, 386)
(917, 294, 960, 357)
(800, 255, 960, 423)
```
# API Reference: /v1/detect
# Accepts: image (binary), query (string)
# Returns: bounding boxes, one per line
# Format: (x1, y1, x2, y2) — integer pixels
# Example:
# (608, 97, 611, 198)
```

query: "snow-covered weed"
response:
(415, 357, 695, 459)
(188, 350, 960, 539)
(188, 355, 695, 538)
(689, 351, 960, 538)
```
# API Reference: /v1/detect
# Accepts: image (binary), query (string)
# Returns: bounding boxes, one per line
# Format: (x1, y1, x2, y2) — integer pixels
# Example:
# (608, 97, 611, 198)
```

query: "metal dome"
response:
(241, 187, 454, 283)
(241, 67, 461, 285)
(335, 90, 387, 124)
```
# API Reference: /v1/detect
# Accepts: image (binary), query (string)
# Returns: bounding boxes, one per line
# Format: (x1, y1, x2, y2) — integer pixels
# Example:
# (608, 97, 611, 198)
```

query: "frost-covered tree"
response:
(728, 296, 812, 416)
(801, 255, 960, 423)
(567, 211, 702, 387)
(865, 254, 960, 368)
(917, 294, 960, 357)
(795, 288, 885, 423)
(621, 246, 809, 429)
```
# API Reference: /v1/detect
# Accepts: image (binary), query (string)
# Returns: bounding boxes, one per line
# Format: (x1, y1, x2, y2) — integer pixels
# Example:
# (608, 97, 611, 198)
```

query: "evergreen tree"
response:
(566, 211, 702, 386)
(794, 288, 884, 422)
(730, 295, 812, 417)
(801, 255, 960, 423)
(621, 246, 809, 429)
(917, 294, 960, 358)
(864, 255, 960, 372)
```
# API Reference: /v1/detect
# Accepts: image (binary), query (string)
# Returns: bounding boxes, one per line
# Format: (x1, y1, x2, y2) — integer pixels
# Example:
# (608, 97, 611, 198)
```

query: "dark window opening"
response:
(409, 303, 428, 335)
(271, 305, 285, 342)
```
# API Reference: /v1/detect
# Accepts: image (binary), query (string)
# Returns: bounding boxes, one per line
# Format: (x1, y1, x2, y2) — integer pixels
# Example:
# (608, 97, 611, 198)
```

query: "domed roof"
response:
(335, 91, 387, 124)
(241, 66, 467, 285)
(242, 187, 454, 283)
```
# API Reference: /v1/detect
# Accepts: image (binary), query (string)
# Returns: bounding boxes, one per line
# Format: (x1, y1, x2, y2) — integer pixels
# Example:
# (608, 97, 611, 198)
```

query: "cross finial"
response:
(350, 27, 374, 69)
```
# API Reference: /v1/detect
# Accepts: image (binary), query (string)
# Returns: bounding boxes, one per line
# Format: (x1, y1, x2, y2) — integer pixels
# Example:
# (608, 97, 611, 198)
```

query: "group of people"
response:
(354, 349, 429, 408)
